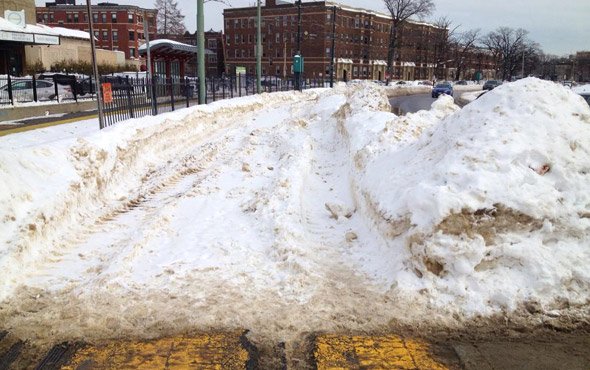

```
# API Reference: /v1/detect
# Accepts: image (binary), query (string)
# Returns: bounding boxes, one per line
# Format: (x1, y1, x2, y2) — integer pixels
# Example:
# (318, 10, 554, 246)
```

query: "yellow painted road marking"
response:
(314, 334, 448, 370)
(0, 114, 97, 137)
(61, 331, 251, 369)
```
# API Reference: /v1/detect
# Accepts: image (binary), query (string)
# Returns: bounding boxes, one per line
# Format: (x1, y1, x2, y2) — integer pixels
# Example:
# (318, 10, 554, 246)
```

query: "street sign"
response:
(293, 55, 304, 73)
(102, 83, 113, 104)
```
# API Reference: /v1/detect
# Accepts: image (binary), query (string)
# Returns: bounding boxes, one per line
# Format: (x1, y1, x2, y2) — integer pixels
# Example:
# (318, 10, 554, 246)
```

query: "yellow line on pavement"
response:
(60, 331, 250, 369)
(0, 114, 97, 137)
(314, 334, 448, 370)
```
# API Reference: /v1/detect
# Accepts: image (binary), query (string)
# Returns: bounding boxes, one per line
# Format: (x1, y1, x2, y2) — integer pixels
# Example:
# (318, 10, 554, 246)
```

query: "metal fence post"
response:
(151, 75, 158, 115)
(185, 78, 190, 107)
(126, 76, 134, 118)
(212, 78, 216, 102)
(197, 78, 201, 105)
(32, 75, 38, 102)
(230, 76, 234, 99)
(6, 74, 13, 105)
(222, 77, 226, 99)
(169, 78, 175, 111)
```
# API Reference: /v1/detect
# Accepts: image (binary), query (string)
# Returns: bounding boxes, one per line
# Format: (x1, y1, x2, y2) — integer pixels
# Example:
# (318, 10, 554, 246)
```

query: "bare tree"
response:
(452, 29, 480, 80)
(155, 0, 186, 35)
(383, 0, 435, 80)
(432, 16, 458, 80)
(481, 27, 529, 81)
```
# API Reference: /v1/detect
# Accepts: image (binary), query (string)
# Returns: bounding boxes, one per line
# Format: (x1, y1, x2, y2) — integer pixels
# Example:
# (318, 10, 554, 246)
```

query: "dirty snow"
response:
(0, 78, 588, 347)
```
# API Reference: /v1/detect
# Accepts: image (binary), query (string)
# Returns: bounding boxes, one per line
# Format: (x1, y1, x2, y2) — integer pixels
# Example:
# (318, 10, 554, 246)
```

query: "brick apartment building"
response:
(223, 0, 452, 81)
(156, 30, 226, 77)
(36, 0, 157, 60)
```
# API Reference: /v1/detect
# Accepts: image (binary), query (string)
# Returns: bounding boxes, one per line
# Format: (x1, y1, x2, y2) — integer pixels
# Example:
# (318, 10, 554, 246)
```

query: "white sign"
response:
(0, 31, 34, 43)
(4, 10, 26, 27)
(34, 34, 60, 45)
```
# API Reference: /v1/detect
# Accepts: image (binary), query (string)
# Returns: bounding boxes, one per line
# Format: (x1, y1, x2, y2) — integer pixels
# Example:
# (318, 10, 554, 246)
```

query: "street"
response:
(389, 93, 437, 114)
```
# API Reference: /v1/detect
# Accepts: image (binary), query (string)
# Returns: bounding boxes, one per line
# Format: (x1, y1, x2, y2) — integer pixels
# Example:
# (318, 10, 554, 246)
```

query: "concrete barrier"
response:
(0, 100, 97, 123)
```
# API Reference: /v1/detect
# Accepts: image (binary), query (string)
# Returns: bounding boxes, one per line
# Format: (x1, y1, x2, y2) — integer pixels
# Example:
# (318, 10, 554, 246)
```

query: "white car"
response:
(0, 79, 73, 102)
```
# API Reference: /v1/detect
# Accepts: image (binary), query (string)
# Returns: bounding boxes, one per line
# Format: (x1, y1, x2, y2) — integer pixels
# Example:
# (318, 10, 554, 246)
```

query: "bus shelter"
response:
(139, 39, 212, 80)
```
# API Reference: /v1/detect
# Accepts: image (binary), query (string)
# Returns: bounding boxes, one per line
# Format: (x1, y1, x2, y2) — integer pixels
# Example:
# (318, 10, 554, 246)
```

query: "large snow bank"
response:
(0, 78, 588, 346)
(347, 78, 590, 314)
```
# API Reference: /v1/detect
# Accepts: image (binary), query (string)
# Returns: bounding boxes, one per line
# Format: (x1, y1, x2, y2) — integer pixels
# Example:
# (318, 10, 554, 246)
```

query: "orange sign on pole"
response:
(102, 82, 113, 104)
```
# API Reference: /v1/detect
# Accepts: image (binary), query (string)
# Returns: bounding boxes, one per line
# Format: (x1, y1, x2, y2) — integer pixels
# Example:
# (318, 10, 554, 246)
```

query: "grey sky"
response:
(35, 0, 589, 56)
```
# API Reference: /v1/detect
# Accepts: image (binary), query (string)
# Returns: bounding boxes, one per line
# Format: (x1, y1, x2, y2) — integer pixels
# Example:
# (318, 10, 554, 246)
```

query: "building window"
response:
(354, 17, 359, 28)
(94, 30, 99, 39)
(112, 13, 117, 23)
(241, 49, 245, 58)
(208, 39, 217, 49)
(235, 49, 239, 58)
(113, 31, 118, 41)
(67, 13, 72, 23)
(101, 13, 106, 23)
(248, 34, 252, 43)
(128, 12, 134, 23)
(93, 13, 98, 23)
(102, 30, 108, 40)
(208, 54, 217, 63)
(129, 31, 135, 41)
(83, 13, 87, 22)
(275, 33, 280, 43)
(130, 48, 136, 58)
(235, 34, 239, 44)
(326, 47, 330, 56)
(74, 13, 79, 23)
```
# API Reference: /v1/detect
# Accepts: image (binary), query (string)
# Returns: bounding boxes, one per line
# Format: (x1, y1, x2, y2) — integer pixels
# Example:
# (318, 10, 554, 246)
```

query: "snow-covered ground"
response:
(0, 78, 589, 347)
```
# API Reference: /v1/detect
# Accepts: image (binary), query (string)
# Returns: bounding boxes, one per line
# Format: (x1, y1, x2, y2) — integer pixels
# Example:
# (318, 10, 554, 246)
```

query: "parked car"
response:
(418, 80, 433, 86)
(0, 79, 72, 101)
(455, 80, 468, 85)
(483, 80, 502, 90)
(431, 82, 453, 98)
(578, 92, 590, 106)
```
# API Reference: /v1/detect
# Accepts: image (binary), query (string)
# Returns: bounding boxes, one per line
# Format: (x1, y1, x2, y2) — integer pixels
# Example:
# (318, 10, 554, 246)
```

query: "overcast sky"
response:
(35, 0, 589, 56)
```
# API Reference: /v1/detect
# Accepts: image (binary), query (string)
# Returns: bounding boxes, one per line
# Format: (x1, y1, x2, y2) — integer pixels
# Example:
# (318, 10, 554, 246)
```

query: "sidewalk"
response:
(0, 110, 97, 137)
(2, 328, 588, 369)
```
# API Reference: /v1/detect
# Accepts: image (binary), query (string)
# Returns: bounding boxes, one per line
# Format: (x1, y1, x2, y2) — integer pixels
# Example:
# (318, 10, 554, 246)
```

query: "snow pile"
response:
(573, 84, 590, 94)
(350, 78, 590, 314)
(0, 79, 588, 348)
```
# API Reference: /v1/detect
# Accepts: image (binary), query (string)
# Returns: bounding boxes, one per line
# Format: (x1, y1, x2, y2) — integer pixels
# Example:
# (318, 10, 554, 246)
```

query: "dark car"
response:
(431, 82, 453, 98)
(579, 93, 590, 106)
(483, 80, 502, 90)
(455, 80, 468, 85)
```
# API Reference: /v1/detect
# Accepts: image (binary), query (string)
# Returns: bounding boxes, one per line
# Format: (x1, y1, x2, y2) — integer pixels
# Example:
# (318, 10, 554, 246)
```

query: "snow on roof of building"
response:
(0, 16, 91, 40)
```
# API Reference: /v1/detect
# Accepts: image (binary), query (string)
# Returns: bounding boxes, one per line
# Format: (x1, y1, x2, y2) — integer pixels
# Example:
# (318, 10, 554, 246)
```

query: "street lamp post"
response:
(85, 0, 105, 129)
(295, 0, 302, 91)
(329, 5, 336, 87)
(197, 0, 206, 104)
(256, 0, 262, 93)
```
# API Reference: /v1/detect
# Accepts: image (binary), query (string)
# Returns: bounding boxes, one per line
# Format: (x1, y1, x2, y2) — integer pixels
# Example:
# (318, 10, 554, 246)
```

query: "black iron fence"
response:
(1, 72, 333, 127)
(0, 74, 96, 106)
(99, 74, 332, 128)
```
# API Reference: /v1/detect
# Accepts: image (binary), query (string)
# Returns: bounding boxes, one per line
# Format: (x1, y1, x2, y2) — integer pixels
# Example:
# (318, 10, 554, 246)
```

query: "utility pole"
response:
(86, 0, 105, 129)
(197, 0, 206, 104)
(256, 0, 262, 93)
(521, 48, 525, 78)
(329, 5, 336, 87)
(295, 0, 302, 90)
(283, 37, 287, 79)
(143, 12, 156, 115)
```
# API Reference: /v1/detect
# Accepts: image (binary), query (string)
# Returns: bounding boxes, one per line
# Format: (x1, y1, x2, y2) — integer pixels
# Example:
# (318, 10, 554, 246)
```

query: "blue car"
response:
(431, 82, 453, 98)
